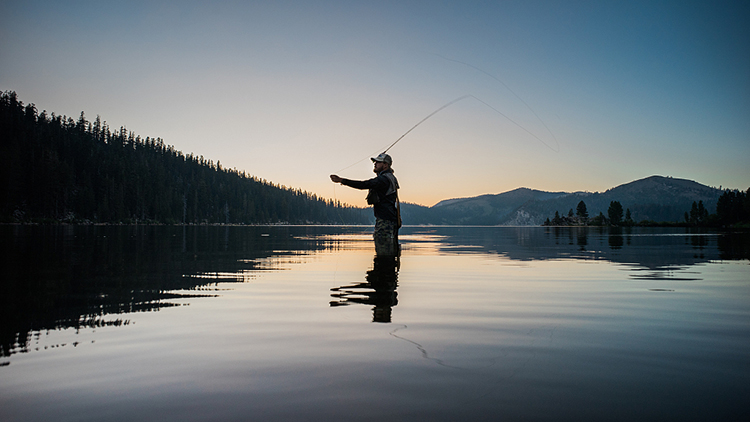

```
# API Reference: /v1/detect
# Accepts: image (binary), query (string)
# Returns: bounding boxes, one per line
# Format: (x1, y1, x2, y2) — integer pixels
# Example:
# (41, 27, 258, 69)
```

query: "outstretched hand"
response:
(330, 174, 342, 183)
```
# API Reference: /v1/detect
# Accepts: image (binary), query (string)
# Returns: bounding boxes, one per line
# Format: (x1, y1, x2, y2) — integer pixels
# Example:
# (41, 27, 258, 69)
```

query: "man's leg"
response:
(374, 218, 398, 256)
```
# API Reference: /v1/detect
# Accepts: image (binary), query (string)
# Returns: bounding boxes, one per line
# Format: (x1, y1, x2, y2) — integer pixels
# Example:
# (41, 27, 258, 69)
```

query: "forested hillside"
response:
(0, 91, 368, 224)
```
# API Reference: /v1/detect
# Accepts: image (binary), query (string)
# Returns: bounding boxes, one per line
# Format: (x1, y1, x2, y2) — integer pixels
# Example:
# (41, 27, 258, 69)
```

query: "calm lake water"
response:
(1, 225, 749, 421)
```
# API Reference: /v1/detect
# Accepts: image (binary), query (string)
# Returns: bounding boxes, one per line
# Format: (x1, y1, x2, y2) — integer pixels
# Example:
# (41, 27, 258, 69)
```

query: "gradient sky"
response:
(2, 1, 748, 207)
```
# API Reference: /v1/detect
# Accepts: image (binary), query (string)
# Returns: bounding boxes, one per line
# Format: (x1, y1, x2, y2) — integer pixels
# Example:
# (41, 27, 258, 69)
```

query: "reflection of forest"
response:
(3, 225, 746, 357)
(415, 226, 750, 270)
(0, 225, 339, 357)
(330, 254, 400, 323)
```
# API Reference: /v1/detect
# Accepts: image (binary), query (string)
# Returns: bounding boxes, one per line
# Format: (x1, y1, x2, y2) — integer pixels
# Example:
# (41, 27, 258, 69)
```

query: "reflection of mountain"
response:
(404, 227, 749, 277)
(0, 225, 343, 357)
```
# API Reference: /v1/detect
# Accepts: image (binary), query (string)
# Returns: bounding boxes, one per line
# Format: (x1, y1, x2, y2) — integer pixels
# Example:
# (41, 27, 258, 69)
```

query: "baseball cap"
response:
(371, 153, 392, 165)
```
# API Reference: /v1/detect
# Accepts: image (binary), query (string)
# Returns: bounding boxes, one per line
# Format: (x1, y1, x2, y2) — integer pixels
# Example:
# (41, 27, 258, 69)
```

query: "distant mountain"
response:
(512, 176, 723, 225)
(402, 176, 724, 226)
(430, 188, 569, 225)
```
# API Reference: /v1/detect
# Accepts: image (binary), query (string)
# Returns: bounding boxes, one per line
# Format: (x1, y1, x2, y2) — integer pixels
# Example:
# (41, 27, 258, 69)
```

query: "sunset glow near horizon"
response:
(1, 1, 748, 207)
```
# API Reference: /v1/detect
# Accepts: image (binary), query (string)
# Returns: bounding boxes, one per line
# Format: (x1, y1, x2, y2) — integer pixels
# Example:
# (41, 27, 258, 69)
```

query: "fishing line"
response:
(334, 90, 558, 176)
(333, 95, 471, 174)
(332, 183, 347, 225)
(389, 324, 501, 370)
(468, 95, 559, 153)
(381, 94, 558, 155)
(435, 54, 560, 153)
(389, 325, 464, 369)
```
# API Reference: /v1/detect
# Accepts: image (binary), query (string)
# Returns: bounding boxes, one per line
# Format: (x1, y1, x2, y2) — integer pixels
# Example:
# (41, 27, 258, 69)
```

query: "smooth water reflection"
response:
(331, 253, 400, 323)
(1, 225, 749, 421)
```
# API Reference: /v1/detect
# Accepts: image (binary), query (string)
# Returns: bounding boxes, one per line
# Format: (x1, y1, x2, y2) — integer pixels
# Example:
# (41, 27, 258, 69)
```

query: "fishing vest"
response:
(366, 171, 399, 205)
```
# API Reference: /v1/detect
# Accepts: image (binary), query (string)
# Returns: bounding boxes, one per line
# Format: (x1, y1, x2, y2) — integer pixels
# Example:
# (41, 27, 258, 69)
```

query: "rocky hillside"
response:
(401, 176, 725, 226)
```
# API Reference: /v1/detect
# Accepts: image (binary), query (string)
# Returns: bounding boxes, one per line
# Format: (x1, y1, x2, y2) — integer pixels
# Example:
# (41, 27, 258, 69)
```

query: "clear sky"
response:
(2, 1, 748, 207)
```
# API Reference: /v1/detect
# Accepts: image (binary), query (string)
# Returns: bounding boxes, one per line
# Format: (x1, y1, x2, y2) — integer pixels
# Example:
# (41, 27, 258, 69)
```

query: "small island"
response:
(543, 196, 749, 228)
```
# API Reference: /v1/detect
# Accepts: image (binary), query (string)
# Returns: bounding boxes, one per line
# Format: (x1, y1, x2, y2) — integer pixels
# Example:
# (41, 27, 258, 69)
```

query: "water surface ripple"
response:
(1, 226, 748, 421)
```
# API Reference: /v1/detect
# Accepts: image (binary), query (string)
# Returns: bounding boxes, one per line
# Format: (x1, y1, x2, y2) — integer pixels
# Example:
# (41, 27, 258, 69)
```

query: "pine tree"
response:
(625, 208, 633, 225)
(608, 201, 623, 226)
(576, 201, 588, 218)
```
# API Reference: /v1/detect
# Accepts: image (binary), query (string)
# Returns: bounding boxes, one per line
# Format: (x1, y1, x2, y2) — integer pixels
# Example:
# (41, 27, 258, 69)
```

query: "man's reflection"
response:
(330, 250, 400, 323)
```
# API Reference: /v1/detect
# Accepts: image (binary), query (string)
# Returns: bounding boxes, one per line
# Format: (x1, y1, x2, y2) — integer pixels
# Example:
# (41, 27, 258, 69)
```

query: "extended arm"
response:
(330, 174, 384, 190)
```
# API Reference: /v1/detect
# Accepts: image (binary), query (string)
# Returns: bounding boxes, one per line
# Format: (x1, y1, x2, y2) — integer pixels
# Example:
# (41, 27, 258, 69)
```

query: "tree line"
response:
(544, 194, 749, 228)
(0, 91, 369, 225)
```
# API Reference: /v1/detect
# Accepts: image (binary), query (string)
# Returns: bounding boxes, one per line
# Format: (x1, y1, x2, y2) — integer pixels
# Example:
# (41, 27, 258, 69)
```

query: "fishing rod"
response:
(383, 94, 560, 155)
(382, 95, 470, 154)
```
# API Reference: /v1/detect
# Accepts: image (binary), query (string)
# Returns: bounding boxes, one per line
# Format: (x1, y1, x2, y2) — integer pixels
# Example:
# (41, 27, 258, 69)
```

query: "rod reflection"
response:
(330, 244, 400, 323)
